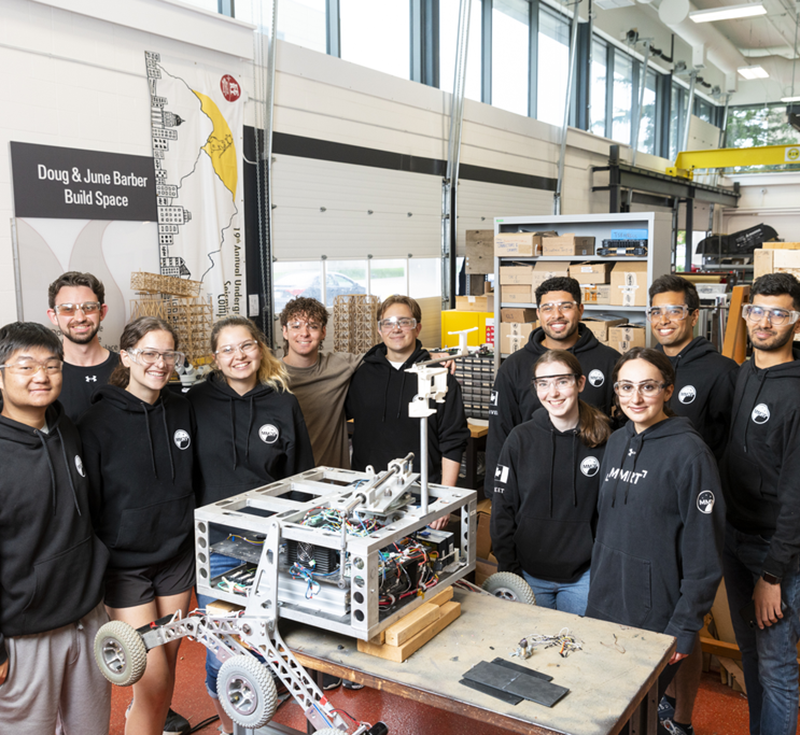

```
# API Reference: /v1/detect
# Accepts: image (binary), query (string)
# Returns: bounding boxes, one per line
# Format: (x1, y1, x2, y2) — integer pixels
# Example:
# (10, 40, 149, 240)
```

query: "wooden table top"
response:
(281, 587, 675, 735)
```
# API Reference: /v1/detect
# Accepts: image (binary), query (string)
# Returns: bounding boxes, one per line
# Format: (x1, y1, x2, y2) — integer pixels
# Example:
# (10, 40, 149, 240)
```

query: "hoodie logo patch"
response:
(697, 490, 715, 514)
(75, 455, 85, 477)
(259, 424, 279, 444)
(751, 403, 771, 425)
(494, 464, 509, 483)
(173, 429, 191, 450)
(588, 369, 605, 387)
(580, 456, 600, 477)
(678, 385, 697, 404)
(490, 390, 499, 406)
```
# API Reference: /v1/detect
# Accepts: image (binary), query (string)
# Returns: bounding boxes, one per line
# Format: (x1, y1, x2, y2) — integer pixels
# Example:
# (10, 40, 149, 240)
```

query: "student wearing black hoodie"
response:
(486, 277, 619, 499)
(586, 348, 724, 733)
(188, 315, 314, 733)
(78, 317, 195, 735)
(346, 295, 469, 514)
(491, 350, 611, 615)
(647, 275, 738, 735)
(0, 322, 110, 734)
(720, 273, 800, 735)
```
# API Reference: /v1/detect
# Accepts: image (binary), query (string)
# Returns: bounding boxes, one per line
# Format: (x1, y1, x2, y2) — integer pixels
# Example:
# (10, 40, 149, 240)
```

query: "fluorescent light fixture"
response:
(737, 65, 770, 79)
(781, 95, 800, 102)
(690, 2, 767, 23)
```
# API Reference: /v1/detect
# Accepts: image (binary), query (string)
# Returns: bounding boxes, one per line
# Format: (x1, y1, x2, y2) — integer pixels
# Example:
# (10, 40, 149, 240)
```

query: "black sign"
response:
(10, 142, 158, 221)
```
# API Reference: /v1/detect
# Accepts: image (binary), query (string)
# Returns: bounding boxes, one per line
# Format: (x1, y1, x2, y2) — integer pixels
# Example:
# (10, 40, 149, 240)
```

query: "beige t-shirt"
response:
(283, 352, 364, 469)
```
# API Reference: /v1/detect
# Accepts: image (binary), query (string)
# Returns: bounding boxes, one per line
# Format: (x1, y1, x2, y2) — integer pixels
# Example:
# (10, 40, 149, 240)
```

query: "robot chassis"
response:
(94, 337, 478, 734)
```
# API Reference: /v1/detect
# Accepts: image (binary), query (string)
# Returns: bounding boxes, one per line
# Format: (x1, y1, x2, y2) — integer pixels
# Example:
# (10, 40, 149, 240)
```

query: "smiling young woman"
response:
(490, 349, 611, 615)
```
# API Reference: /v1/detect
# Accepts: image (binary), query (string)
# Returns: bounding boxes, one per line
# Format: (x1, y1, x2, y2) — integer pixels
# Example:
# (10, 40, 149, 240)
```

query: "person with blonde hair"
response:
(188, 315, 314, 734)
(491, 349, 611, 615)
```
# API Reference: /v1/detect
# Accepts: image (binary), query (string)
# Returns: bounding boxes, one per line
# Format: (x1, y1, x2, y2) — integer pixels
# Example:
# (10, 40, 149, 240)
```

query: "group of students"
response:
(489, 271, 800, 735)
(0, 274, 468, 735)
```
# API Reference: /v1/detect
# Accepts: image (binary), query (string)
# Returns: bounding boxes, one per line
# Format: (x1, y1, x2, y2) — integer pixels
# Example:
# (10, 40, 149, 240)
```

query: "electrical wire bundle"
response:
(377, 538, 439, 609)
(299, 506, 382, 536)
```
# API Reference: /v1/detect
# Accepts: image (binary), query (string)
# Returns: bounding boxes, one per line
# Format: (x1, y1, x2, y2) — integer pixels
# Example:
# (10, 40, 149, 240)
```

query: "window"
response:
(612, 50, 633, 145)
(637, 69, 657, 154)
(370, 259, 409, 301)
(669, 83, 687, 162)
(695, 98, 712, 123)
(340, 0, 411, 80)
(589, 38, 608, 137)
(439, 0, 483, 100)
(273, 262, 323, 314)
(325, 261, 368, 307)
(492, 0, 530, 117)
(409, 258, 442, 299)
(537, 6, 571, 126)
(275, 0, 327, 54)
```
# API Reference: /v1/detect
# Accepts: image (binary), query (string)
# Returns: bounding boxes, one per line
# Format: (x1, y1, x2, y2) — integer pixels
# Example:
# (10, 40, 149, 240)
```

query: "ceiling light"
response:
(737, 65, 770, 79)
(782, 95, 800, 102)
(690, 2, 767, 23)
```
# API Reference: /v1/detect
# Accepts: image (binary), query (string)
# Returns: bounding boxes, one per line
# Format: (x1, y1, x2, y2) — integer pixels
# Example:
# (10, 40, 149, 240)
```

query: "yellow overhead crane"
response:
(666, 143, 800, 179)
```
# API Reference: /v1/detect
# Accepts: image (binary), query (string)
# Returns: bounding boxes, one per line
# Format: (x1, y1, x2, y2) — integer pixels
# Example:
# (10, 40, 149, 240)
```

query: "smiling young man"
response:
(47, 272, 118, 422)
(345, 295, 469, 489)
(720, 273, 800, 735)
(647, 276, 738, 735)
(0, 322, 110, 734)
(485, 276, 619, 500)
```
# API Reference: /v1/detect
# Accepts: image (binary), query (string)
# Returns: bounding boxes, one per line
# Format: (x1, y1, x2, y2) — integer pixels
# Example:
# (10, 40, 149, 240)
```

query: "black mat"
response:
(462, 660, 569, 707)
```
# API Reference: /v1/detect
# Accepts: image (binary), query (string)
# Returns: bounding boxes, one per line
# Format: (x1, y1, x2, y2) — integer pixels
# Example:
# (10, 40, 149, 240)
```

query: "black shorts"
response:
(104, 545, 196, 609)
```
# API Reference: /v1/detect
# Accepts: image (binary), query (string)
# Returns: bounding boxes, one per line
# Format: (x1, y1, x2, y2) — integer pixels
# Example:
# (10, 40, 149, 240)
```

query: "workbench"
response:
(259, 586, 675, 735)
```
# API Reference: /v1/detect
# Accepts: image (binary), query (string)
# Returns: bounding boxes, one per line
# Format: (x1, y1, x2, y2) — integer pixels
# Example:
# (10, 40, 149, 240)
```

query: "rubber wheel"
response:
(218, 655, 278, 729)
(93, 620, 148, 687)
(482, 572, 536, 605)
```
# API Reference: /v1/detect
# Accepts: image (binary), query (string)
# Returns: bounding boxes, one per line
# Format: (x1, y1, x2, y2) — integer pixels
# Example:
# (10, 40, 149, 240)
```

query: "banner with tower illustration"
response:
(144, 51, 246, 319)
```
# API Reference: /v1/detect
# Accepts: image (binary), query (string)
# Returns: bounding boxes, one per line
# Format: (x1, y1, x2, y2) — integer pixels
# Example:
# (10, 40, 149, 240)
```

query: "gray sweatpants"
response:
(0, 602, 111, 734)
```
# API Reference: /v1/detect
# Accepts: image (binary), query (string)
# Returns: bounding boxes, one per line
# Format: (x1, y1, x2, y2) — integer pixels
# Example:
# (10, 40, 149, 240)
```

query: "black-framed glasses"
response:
(742, 304, 800, 327)
(614, 380, 668, 399)
(53, 301, 101, 316)
(532, 374, 577, 392)
(645, 304, 689, 322)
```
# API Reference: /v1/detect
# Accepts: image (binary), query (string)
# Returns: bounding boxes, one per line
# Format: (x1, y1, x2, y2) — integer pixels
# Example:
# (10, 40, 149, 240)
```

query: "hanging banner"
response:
(144, 51, 245, 318)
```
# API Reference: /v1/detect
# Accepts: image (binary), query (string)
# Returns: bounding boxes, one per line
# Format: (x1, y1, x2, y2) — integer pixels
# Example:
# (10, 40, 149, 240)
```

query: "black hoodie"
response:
(585, 417, 724, 653)
(486, 325, 619, 497)
(720, 349, 800, 580)
(77, 385, 196, 568)
(491, 409, 605, 583)
(0, 401, 108, 665)
(188, 372, 315, 507)
(656, 337, 738, 460)
(345, 341, 469, 481)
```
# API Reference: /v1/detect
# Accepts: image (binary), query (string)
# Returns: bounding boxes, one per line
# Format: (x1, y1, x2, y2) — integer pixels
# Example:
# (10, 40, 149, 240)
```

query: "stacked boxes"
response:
(753, 246, 800, 280)
(453, 354, 495, 420)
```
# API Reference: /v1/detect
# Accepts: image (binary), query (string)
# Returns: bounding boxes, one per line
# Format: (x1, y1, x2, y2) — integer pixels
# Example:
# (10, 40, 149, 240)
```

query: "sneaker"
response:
(342, 679, 364, 690)
(322, 675, 342, 691)
(657, 695, 675, 723)
(663, 721, 693, 735)
(163, 708, 191, 735)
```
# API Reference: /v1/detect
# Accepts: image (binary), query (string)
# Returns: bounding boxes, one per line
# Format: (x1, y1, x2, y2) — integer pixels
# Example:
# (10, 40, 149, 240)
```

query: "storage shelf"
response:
(500, 256, 648, 263)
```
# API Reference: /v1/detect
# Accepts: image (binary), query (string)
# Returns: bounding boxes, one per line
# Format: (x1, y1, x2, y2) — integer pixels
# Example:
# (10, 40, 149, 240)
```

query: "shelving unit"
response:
(493, 211, 672, 372)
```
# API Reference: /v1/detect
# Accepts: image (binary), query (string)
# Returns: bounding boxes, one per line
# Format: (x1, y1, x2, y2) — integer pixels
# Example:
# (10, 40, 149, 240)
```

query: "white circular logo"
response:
(74, 455, 85, 477)
(259, 424, 279, 444)
(580, 456, 600, 477)
(588, 369, 605, 388)
(173, 429, 191, 450)
(697, 490, 715, 514)
(751, 403, 771, 425)
(678, 385, 697, 405)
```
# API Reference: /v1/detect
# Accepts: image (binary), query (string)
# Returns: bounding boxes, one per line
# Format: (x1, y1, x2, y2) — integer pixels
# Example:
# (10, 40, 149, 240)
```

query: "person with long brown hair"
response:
(491, 349, 611, 615)
(187, 315, 314, 734)
(77, 316, 196, 735)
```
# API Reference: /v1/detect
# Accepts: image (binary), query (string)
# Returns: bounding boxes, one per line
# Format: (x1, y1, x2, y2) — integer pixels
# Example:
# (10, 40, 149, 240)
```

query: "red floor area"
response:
(109, 626, 782, 735)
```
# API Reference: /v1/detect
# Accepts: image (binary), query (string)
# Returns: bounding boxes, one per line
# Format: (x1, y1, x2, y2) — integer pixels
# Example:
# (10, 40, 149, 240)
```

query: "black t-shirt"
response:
(59, 351, 119, 423)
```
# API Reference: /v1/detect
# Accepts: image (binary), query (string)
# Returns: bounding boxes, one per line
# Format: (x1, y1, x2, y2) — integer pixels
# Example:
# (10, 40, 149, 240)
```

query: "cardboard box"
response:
(501, 284, 533, 304)
(494, 232, 543, 257)
(455, 294, 495, 312)
(500, 322, 534, 353)
(441, 310, 494, 348)
(499, 265, 534, 285)
(476, 499, 492, 559)
(582, 317, 628, 342)
(753, 248, 800, 280)
(501, 308, 537, 323)
(475, 556, 498, 587)
(582, 284, 611, 305)
(465, 230, 494, 274)
(764, 242, 800, 250)
(532, 261, 570, 291)
(610, 261, 648, 307)
(569, 262, 612, 285)
(608, 324, 647, 352)
(542, 234, 596, 257)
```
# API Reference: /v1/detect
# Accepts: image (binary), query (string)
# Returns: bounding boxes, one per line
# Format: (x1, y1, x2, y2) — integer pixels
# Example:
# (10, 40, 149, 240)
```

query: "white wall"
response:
(723, 172, 800, 243)
(2, 0, 679, 331)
